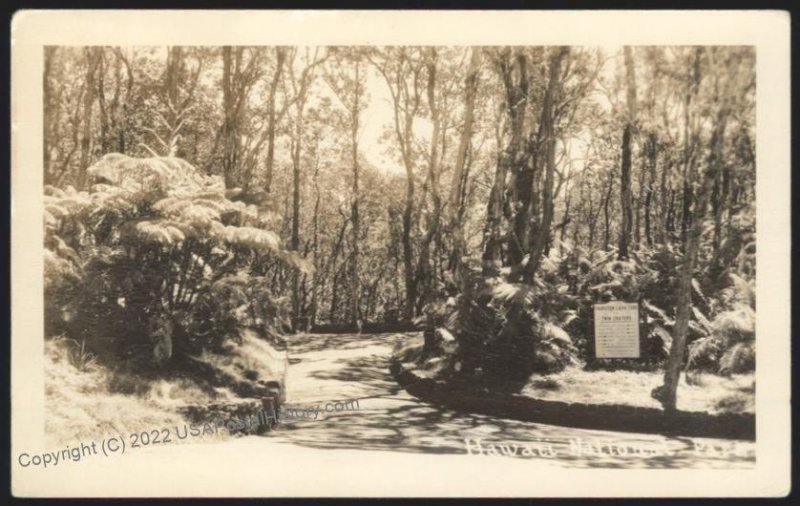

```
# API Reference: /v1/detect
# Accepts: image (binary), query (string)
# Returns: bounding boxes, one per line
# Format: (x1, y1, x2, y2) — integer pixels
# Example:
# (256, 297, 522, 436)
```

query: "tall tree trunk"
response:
(349, 61, 362, 326)
(603, 173, 613, 251)
(43, 46, 58, 185)
(310, 162, 321, 327)
(482, 149, 506, 275)
(657, 48, 736, 411)
(402, 177, 416, 320)
(644, 132, 657, 247)
(659, 159, 671, 244)
(284, 48, 325, 324)
(414, 49, 443, 311)
(116, 47, 135, 155)
(666, 189, 676, 237)
(618, 46, 637, 259)
(78, 47, 101, 189)
(711, 164, 730, 268)
(449, 48, 480, 278)
(96, 51, 110, 154)
(680, 179, 692, 247)
(523, 46, 569, 283)
(221, 46, 237, 188)
(656, 105, 730, 411)
(290, 120, 303, 322)
(163, 46, 184, 156)
(502, 50, 531, 270)
(397, 87, 418, 321)
(264, 47, 286, 194)
(680, 48, 703, 251)
(329, 267, 341, 323)
(368, 49, 422, 320)
(619, 125, 634, 259)
(559, 178, 572, 256)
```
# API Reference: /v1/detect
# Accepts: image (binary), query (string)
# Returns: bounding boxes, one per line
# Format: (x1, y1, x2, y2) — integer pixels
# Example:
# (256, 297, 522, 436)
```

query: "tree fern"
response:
(45, 154, 311, 366)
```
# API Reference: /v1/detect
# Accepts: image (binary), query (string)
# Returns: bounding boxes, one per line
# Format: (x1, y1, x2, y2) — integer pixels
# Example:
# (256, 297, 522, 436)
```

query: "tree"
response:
(77, 47, 103, 189)
(140, 47, 205, 158)
(263, 47, 288, 194)
(618, 46, 637, 260)
(43, 46, 58, 184)
(448, 48, 481, 279)
(286, 47, 327, 324)
(654, 47, 745, 410)
(483, 46, 570, 282)
(45, 154, 310, 364)
(413, 47, 444, 312)
(324, 48, 367, 326)
(481, 84, 509, 274)
(216, 46, 265, 188)
(521, 46, 569, 282)
(367, 47, 425, 320)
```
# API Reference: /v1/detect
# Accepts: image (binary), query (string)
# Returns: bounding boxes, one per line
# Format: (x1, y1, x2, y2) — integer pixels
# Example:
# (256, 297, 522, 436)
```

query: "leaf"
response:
(544, 322, 572, 344)
(274, 250, 315, 274)
(692, 305, 713, 333)
(52, 236, 82, 266)
(642, 299, 674, 326)
(691, 278, 707, 303)
(653, 324, 673, 354)
(719, 341, 755, 375)
(121, 219, 186, 246)
(560, 309, 578, 327)
(588, 280, 622, 293)
(223, 226, 281, 250)
(686, 335, 721, 369)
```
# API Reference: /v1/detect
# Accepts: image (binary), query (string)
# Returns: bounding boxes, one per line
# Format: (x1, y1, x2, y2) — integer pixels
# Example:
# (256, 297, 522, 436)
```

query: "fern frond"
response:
(686, 335, 722, 370)
(692, 305, 713, 333)
(120, 219, 187, 247)
(222, 226, 281, 250)
(719, 342, 755, 375)
(712, 304, 755, 344)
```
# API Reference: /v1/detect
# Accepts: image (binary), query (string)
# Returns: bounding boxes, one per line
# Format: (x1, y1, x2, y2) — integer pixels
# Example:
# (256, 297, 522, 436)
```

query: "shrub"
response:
(447, 268, 578, 381)
(44, 154, 310, 368)
(687, 302, 755, 375)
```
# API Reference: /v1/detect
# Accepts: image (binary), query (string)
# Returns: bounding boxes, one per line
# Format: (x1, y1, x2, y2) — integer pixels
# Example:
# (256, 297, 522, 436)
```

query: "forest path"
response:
(265, 331, 755, 469)
(49, 331, 756, 496)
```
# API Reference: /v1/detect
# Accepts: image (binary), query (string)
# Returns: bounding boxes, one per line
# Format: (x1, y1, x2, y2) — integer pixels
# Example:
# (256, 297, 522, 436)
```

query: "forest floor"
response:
(400, 335, 754, 415)
(44, 329, 287, 445)
(523, 368, 754, 415)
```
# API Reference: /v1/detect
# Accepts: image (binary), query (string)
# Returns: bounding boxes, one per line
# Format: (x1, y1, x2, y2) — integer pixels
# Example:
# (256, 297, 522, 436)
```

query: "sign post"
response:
(594, 301, 640, 358)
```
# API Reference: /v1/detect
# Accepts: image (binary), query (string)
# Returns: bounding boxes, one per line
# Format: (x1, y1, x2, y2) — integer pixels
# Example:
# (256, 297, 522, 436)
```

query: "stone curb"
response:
(390, 359, 755, 441)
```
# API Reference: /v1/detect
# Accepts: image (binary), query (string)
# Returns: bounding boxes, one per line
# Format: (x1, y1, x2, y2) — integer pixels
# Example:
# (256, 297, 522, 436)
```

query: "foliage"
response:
(443, 225, 755, 379)
(443, 267, 579, 382)
(687, 301, 755, 375)
(44, 154, 310, 367)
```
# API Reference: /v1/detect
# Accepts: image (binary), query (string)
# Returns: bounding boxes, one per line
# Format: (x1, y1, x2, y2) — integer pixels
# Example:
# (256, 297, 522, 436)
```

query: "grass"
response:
(395, 335, 754, 416)
(45, 329, 288, 446)
(45, 338, 193, 445)
(520, 367, 755, 415)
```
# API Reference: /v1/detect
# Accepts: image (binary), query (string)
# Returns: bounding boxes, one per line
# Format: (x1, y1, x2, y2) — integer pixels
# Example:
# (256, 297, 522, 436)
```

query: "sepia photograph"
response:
(11, 10, 790, 498)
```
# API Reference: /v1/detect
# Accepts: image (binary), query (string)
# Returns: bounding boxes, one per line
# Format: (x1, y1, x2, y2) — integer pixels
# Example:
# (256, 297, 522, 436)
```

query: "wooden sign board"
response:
(594, 301, 640, 358)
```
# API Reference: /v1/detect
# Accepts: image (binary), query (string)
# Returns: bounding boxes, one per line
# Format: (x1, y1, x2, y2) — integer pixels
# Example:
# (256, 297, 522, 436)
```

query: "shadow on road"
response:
(287, 332, 413, 356)
(310, 354, 402, 394)
(275, 333, 755, 469)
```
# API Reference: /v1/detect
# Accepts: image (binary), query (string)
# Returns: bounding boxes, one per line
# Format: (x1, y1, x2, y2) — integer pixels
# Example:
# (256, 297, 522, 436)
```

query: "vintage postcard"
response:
(10, 10, 791, 497)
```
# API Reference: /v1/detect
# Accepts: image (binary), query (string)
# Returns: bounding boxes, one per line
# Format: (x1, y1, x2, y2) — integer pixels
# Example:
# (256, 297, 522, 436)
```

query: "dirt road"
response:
(269, 332, 755, 469)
